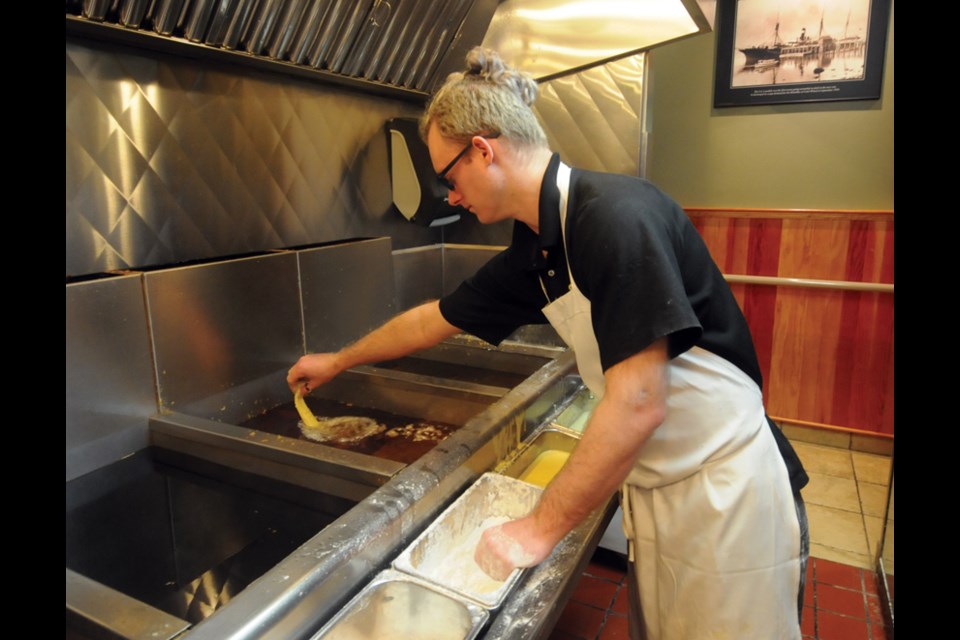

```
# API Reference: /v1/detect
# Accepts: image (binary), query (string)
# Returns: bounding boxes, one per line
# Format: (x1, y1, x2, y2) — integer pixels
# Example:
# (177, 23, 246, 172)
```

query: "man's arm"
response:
(475, 338, 669, 579)
(286, 300, 461, 392)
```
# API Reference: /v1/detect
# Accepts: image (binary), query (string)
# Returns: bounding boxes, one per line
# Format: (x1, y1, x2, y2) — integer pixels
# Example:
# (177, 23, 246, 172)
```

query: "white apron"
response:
(540, 163, 801, 640)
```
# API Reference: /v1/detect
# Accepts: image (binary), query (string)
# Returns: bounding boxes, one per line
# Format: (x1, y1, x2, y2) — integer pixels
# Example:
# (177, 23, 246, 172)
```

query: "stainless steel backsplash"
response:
(67, 38, 438, 277)
(535, 53, 647, 176)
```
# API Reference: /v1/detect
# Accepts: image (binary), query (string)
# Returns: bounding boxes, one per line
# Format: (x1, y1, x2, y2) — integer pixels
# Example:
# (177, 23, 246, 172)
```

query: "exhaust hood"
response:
(67, 0, 712, 99)
(66, 0, 500, 101)
(483, 0, 713, 80)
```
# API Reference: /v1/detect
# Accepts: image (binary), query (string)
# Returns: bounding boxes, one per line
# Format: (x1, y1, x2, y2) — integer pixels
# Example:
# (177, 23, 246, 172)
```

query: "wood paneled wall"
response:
(689, 209, 894, 436)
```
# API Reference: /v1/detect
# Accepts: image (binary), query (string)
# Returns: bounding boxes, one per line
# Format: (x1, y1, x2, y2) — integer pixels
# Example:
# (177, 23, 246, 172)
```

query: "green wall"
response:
(646, 5, 893, 210)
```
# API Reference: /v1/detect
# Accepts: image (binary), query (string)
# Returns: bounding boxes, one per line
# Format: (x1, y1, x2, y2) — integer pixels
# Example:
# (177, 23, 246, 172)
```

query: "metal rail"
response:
(724, 273, 894, 293)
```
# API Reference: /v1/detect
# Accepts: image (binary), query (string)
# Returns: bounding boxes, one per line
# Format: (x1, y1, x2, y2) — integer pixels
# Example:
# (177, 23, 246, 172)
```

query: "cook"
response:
(288, 46, 809, 639)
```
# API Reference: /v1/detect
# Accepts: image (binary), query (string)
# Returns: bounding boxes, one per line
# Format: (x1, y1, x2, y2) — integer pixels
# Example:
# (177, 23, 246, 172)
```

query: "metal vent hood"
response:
(484, 0, 714, 81)
(66, 0, 501, 101)
(67, 0, 711, 100)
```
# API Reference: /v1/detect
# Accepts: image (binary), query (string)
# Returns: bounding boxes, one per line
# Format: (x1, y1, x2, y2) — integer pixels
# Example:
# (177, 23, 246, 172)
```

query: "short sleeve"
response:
(566, 174, 702, 371)
(439, 249, 550, 345)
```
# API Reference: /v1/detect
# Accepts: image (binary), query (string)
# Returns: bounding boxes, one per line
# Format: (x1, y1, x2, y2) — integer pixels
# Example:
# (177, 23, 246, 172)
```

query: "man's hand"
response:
(474, 516, 558, 581)
(287, 353, 343, 393)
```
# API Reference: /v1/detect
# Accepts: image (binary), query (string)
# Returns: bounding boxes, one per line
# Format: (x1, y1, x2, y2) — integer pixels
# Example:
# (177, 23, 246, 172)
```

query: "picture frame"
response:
(713, 0, 891, 107)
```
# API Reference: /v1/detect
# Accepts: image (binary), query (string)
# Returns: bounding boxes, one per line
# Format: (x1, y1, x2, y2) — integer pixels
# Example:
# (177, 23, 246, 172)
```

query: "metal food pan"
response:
(551, 385, 599, 433)
(310, 569, 488, 640)
(499, 427, 579, 487)
(393, 473, 543, 609)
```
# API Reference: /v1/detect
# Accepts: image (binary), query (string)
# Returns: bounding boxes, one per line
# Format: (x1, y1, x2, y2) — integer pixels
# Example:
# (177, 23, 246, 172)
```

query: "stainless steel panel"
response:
(483, 0, 701, 80)
(550, 381, 599, 433)
(307, 0, 354, 67)
(372, 0, 429, 82)
(220, 0, 259, 48)
(119, 0, 151, 27)
(392, 245, 443, 311)
(245, 0, 286, 53)
(67, 570, 191, 640)
(153, 0, 187, 35)
(165, 459, 336, 596)
(184, 0, 218, 42)
(324, 1, 374, 73)
(266, 0, 312, 59)
(441, 244, 503, 296)
(405, 0, 474, 91)
(421, 0, 500, 93)
(384, 0, 451, 87)
(66, 40, 435, 277)
(394, 243, 565, 347)
(66, 273, 158, 482)
(83, 0, 114, 21)
(311, 569, 488, 640)
(534, 53, 647, 176)
(67, 449, 178, 613)
(205, 0, 243, 46)
(300, 238, 397, 353)
(288, 0, 334, 63)
(68, 0, 492, 91)
(144, 253, 302, 422)
(340, 0, 394, 77)
(151, 411, 402, 500)
(375, 340, 551, 381)
(67, 445, 351, 632)
(315, 369, 500, 426)
(358, 0, 418, 81)
(439, 212, 514, 247)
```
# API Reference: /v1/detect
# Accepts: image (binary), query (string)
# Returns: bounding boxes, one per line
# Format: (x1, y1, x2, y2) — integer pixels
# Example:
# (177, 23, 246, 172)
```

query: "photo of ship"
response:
(731, 0, 871, 87)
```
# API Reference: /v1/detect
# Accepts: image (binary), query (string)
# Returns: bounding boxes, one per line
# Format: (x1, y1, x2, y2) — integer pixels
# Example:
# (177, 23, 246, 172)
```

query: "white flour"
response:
(319, 580, 473, 640)
(417, 516, 513, 595)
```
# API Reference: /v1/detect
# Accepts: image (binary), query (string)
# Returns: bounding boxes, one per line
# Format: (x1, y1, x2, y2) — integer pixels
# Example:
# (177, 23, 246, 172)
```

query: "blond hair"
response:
(420, 47, 547, 148)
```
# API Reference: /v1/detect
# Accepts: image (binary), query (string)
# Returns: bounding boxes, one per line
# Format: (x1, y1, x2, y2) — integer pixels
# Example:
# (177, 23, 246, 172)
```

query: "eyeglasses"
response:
(436, 133, 500, 191)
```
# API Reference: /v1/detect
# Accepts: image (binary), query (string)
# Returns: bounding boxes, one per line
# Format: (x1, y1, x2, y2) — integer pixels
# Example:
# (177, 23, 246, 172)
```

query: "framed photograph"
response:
(713, 0, 891, 107)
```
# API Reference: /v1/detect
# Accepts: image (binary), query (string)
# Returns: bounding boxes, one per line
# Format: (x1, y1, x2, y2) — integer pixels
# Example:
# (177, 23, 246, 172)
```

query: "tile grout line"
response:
(853, 454, 882, 566)
(594, 579, 627, 640)
(810, 559, 818, 640)
(852, 457, 874, 564)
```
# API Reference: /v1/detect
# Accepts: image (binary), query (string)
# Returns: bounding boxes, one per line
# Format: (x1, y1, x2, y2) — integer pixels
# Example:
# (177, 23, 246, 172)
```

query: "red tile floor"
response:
(549, 549, 892, 640)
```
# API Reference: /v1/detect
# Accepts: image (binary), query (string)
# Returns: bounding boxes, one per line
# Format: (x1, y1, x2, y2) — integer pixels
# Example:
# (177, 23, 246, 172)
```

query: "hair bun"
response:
(464, 47, 539, 106)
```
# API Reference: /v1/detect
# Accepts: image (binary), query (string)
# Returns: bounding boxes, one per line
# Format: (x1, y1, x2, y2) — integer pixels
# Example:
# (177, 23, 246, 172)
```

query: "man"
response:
(288, 47, 808, 639)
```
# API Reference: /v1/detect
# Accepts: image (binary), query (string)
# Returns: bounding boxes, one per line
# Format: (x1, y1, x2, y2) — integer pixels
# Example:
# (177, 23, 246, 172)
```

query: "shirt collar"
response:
(537, 153, 563, 251)
(509, 153, 562, 271)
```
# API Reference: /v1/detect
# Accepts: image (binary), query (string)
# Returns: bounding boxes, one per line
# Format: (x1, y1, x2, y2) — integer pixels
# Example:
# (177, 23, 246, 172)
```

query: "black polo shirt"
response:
(439, 154, 763, 389)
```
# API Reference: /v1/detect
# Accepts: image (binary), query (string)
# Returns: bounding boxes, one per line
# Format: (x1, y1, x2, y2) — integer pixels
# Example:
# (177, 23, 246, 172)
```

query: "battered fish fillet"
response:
(294, 386, 385, 443)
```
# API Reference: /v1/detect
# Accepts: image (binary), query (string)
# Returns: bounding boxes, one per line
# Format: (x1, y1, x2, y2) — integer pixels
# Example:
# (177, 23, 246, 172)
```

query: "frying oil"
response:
(240, 398, 456, 465)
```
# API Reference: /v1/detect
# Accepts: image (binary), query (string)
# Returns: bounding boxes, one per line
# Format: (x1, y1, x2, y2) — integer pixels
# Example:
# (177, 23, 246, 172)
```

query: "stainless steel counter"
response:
(68, 339, 612, 640)
(178, 348, 598, 640)
(67, 239, 610, 640)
